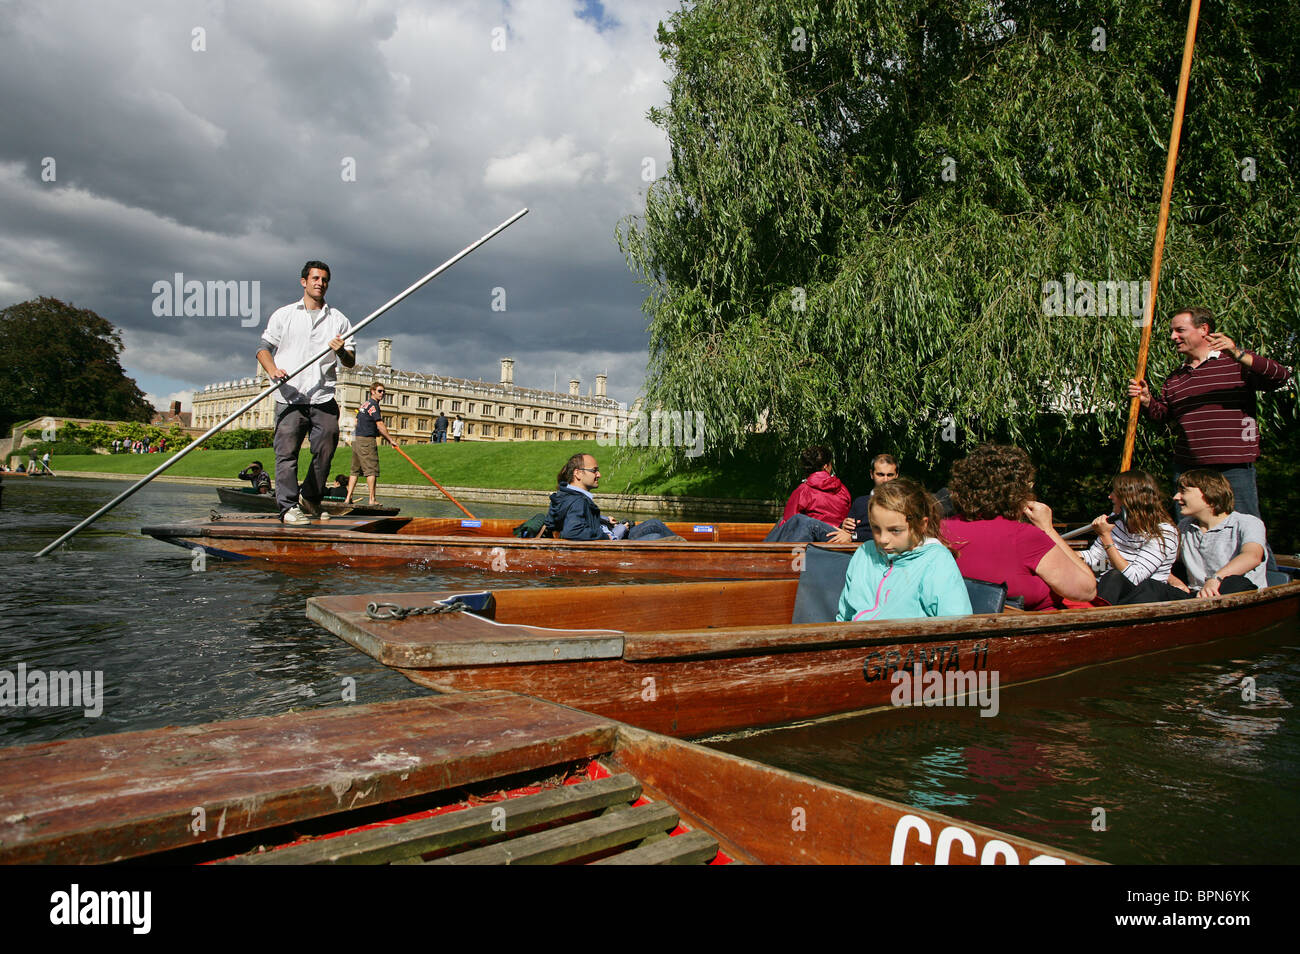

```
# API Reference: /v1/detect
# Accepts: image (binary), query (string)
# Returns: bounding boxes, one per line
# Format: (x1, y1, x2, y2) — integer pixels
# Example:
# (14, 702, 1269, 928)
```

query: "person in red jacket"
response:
(763, 445, 852, 542)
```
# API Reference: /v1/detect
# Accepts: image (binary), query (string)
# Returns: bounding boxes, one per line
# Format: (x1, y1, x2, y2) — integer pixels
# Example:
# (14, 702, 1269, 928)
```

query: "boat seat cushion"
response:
(963, 577, 1008, 614)
(791, 545, 854, 624)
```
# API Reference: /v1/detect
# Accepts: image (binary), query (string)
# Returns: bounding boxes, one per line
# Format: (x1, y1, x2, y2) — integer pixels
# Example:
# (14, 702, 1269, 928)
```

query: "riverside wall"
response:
(53, 471, 782, 520)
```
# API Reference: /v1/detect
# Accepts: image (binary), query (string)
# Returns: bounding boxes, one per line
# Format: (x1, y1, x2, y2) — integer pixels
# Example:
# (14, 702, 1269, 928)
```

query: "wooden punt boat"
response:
(305, 550, 1300, 737)
(0, 691, 1094, 865)
(215, 486, 400, 516)
(140, 514, 840, 576)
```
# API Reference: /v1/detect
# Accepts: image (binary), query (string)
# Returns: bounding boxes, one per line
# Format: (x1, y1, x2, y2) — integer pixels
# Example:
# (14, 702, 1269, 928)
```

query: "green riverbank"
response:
(32, 442, 784, 518)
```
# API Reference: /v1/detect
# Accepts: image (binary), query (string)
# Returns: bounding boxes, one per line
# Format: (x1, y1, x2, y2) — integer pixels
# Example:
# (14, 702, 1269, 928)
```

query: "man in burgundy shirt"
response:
(1128, 307, 1292, 524)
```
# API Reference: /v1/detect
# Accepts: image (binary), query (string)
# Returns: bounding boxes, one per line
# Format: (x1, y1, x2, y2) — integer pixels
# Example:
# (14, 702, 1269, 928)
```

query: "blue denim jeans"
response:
(763, 513, 837, 543)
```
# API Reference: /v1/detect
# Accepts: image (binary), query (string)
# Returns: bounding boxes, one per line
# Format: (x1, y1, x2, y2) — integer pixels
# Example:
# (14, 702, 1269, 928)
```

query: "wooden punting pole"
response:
(1121, 0, 1202, 472)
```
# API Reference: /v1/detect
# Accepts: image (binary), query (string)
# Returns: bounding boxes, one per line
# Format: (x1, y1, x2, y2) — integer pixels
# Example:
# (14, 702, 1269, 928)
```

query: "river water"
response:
(1, 476, 1296, 864)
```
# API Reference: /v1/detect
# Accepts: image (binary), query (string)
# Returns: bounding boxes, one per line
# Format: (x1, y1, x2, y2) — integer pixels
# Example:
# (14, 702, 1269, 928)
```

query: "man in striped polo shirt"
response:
(1128, 307, 1291, 525)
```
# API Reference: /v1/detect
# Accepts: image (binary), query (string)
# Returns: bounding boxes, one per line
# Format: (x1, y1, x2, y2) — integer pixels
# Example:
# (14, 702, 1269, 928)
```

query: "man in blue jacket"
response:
(546, 453, 679, 540)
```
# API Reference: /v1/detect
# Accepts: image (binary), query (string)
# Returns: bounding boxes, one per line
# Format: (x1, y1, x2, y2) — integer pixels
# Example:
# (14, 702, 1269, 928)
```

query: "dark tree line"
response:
(0, 298, 154, 434)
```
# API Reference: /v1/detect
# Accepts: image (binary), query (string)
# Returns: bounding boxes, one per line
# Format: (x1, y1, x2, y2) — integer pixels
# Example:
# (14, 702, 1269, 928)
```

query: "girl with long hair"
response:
(1083, 471, 1179, 603)
(836, 478, 972, 621)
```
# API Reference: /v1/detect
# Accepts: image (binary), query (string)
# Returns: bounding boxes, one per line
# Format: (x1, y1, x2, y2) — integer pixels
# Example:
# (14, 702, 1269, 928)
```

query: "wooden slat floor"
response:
(223, 772, 724, 866)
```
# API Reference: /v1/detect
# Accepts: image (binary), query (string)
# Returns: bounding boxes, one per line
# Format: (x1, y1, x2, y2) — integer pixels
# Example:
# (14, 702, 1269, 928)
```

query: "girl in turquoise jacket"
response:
(836, 478, 973, 621)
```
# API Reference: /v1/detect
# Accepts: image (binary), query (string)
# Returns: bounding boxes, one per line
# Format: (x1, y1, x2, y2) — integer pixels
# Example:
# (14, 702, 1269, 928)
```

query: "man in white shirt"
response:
(257, 261, 356, 525)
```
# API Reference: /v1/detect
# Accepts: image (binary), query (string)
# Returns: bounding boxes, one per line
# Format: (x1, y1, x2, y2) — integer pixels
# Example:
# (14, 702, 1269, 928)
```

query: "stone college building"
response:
(191, 339, 623, 445)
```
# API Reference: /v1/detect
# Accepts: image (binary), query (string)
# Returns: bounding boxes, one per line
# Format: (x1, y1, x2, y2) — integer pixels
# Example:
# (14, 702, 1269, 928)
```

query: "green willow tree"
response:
(0, 298, 154, 433)
(619, 0, 1298, 481)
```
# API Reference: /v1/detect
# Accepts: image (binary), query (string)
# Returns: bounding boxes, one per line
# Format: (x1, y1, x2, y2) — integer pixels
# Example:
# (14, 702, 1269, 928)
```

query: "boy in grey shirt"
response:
(1172, 469, 1269, 594)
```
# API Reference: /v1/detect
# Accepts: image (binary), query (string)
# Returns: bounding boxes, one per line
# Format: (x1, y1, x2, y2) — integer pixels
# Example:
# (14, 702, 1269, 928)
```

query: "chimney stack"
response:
(500, 357, 515, 388)
(569, 378, 580, 397)
(170, 401, 181, 416)
(377, 338, 392, 368)
(595, 373, 607, 398)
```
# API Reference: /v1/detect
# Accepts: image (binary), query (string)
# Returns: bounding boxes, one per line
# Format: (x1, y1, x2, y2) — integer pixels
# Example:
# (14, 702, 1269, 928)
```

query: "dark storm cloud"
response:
(0, 0, 674, 409)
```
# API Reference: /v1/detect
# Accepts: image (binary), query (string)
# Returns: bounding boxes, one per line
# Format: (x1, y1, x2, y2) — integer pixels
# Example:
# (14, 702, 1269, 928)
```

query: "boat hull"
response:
(0, 691, 1093, 865)
(142, 515, 828, 577)
(307, 579, 1300, 737)
(215, 487, 400, 516)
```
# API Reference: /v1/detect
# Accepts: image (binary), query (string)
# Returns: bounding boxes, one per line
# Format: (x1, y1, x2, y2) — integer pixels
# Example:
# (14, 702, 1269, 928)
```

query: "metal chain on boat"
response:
(366, 600, 469, 620)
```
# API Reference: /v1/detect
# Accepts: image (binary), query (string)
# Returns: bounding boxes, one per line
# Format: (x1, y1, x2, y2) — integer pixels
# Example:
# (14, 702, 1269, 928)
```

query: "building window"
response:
(419, 418, 429, 431)
(532, 409, 539, 420)
(514, 427, 522, 438)
(546, 430, 553, 440)
(497, 425, 504, 437)
(570, 414, 578, 425)
(483, 404, 492, 416)
(436, 399, 444, 410)
(418, 397, 429, 409)
(515, 408, 523, 419)
(468, 403, 475, 414)
(451, 401, 461, 412)
(401, 417, 409, 429)
(584, 416, 590, 426)
(467, 423, 475, 435)
(544, 411, 553, 422)
(531, 429, 539, 439)
(401, 394, 410, 406)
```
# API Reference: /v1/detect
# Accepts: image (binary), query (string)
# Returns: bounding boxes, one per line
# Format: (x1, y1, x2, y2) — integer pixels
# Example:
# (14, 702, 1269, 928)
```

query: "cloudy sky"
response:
(1, 0, 682, 410)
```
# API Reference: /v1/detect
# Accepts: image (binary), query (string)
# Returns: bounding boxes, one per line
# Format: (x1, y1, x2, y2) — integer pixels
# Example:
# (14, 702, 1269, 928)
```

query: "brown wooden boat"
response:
(216, 486, 401, 516)
(0, 691, 1094, 865)
(305, 550, 1300, 737)
(140, 514, 840, 576)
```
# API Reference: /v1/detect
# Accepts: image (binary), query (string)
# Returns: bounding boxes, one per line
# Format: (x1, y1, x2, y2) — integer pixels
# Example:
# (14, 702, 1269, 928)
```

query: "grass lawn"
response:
(43, 441, 781, 499)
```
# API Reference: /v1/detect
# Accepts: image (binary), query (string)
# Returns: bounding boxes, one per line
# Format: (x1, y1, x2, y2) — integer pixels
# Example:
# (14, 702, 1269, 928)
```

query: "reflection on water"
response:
(711, 622, 1300, 864)
(2, 476, 1298, 864)
(0, 477, 555, 745)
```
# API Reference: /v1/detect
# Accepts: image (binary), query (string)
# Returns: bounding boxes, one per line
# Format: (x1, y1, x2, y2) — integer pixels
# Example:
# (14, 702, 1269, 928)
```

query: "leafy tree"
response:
(620, 0, 1298, 486)
(0, 298, 154, 433)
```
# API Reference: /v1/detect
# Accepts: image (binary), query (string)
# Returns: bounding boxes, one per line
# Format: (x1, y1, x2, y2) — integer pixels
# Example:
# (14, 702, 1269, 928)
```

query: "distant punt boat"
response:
(215, 486, 400, 516)
(141, 514, 839, 576)
(0, 691, 1095, 865)
(305, 555, 1300, 737)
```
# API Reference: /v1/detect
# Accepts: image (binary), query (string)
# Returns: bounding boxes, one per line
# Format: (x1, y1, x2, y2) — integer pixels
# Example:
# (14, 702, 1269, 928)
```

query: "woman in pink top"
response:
(940, 444, 1096, 610)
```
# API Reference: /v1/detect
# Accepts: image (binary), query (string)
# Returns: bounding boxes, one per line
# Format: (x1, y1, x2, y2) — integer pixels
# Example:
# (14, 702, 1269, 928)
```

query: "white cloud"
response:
(144, 390, 195, 413)
(484, 135, 602, 189)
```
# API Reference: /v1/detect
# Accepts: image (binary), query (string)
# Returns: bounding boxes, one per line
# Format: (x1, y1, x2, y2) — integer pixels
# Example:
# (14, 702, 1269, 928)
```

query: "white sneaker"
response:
(282, 506, 309, 526)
